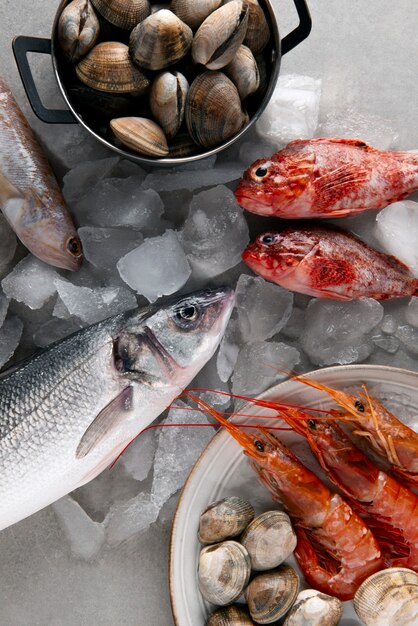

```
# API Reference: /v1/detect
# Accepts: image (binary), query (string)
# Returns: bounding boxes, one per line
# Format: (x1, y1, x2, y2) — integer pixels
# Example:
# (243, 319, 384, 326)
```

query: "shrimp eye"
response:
(308, 419, 316, 429)
(261, 233, 276, 245)
(67, 237, 82, 257)
(355, 401, 365, 412)
(254, 440, 265, 452)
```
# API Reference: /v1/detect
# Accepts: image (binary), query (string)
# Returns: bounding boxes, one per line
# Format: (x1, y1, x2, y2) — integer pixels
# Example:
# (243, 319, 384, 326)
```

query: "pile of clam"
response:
(58, 0, 272, 158)
(197, 497, 343, 625)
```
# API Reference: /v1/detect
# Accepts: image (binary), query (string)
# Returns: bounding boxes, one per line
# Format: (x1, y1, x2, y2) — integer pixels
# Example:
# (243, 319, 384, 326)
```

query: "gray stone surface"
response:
(0, 1, 417, 625)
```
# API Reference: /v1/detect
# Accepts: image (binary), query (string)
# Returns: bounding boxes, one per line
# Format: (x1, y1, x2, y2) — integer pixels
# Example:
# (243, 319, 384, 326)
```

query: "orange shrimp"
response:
(287, 374, 418, 487)
(280, 406, 418, 572)
(187, 394, 383, 601)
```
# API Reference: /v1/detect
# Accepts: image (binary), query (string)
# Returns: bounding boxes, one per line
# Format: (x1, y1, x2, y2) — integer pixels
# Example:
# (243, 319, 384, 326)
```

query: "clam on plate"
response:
(169, 364, 418, 626)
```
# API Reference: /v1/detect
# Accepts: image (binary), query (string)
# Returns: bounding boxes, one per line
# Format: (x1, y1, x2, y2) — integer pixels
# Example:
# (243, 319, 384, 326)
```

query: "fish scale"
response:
(0, 287, 235, 531)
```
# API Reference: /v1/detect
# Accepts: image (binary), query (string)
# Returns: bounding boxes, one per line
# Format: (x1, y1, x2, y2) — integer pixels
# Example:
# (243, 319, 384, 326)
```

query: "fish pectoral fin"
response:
(76, 386, 133, 459)
(314, 164, 371, 210)
(0, 169, 23, 203)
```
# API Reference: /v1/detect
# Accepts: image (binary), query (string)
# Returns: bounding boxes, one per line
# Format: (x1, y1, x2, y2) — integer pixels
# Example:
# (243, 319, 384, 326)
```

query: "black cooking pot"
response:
(13, 0, 311, 167)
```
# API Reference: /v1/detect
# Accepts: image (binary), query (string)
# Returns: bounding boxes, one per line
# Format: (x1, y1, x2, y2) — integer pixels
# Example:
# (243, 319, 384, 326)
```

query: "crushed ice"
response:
(3, 72, 418, 554)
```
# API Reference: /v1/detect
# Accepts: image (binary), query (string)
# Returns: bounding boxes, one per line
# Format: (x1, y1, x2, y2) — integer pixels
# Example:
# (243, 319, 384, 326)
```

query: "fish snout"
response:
(234, 180, 276, 216)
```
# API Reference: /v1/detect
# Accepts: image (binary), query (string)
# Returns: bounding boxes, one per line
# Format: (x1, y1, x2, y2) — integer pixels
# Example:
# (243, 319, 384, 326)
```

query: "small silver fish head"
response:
(116, 286, 235, 389)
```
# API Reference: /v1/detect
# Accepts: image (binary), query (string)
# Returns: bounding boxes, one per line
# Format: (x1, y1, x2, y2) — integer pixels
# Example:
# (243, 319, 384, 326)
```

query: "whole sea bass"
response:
(243, 225, 418, 300)
(0, 78, 82, 270)
(235, 138, 418, 218)
(0, 287, 234, 531)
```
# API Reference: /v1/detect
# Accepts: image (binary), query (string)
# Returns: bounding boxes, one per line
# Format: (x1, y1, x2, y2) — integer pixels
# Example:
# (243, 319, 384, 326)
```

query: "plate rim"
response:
(169, 363, 418, 625)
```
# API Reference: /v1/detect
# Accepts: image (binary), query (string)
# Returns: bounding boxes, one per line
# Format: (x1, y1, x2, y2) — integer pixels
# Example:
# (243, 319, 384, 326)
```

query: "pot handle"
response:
(12, 36, 76, 124)
(281, 0, 312, 55)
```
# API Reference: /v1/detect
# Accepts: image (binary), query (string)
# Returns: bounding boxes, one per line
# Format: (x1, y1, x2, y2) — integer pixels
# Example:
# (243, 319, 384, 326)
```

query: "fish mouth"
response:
(235, 181, 275, 216)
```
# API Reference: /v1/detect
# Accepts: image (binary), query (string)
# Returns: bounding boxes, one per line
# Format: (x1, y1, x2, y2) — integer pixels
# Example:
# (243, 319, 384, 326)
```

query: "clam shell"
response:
(58, 0, 100, 63)
(240, 510, 297, 571)
(206, 605, 254, 625)
(243, 0, 270, 54)
(110, 117, 169, 157)
(198, 496, 255, 544)
(76, 42, 150, 94)
(150, 71, 189, 140)
(198, 540, 251, 606)
(171, 0, 223, 29)
(245, 564, 300, 624)
(224, 45, 260, 100)
(185, 71, 248, 148)
(168, 131, 199, 158)
(130, 9, 193, 71)
(283, 589, 343, 626)
(91, 0, 150, 30)
(192, 0, 249, 70)
(354, 567, 418, 626)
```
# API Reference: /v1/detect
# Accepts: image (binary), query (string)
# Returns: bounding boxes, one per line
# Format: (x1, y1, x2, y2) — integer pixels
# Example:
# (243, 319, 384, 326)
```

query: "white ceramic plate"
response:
(169, 364, 418, 626)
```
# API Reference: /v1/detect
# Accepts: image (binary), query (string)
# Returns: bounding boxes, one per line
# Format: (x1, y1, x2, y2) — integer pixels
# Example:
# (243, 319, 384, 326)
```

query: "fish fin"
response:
(291, 137, 373, 150)
(76, 386, 133, 459)
(0, 169, 23, 203)
(314, 164, 371, 210)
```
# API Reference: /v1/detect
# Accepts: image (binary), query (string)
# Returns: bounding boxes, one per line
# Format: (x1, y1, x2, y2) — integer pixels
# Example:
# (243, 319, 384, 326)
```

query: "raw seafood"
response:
(243, 224, 418, 300)
(0, 287, 234, 531)
(235, 138, 418, 218)
(0, 79, 82, 270)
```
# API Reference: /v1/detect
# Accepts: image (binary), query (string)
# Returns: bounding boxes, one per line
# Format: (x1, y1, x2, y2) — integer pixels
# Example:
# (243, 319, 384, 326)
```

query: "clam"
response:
(192, 0, 249, 70)
(90, 0, 151, 30)
(168, 132, 199, 158)
(150, 71, 189, 140)
(198, 540, 251, 606)
(283, 589, 343, 626)
(224, 45, 260, 100)
(171, 0, 223, 29)
(243, 0, 270, 54)
(198, 496, 254, 544)
(58, 0, 100, 63)
(240, 510, 297, 571)
(245, 564, 300, 624)
(76, 42, 150, 94)
(130, 10, 193, 71)
(354, 567, 418, 626)
(206, 605, 254, 626)
(185, 71, 248, 148)
(110, 117, 169, 157)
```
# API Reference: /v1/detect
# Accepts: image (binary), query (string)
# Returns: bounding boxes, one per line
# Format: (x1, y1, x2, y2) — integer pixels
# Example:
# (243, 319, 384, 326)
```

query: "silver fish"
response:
(0, 79, 82, 271)
(0, 286, 234, 531)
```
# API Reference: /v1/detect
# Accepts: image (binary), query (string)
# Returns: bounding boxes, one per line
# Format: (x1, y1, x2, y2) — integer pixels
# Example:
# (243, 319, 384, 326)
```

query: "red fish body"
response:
(235, 138, 418, 218)
(243, 225, 418, 300)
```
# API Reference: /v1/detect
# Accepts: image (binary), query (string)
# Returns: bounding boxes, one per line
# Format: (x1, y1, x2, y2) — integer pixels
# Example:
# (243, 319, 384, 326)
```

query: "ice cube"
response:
(235, 275, 293, 342)
(78, 227, 144, 270)
(117, 230, 191, 303)
(180, 186, 249, 279)
(238, 135, 278, 168)
(302, 299, 384, 366)
(62, 157, 120, 204)
(54, 278, 137, 324)
(406, 298, 418, 327)
(0, 214, 17, 276)
(1, 256, 59, 310)
(281, 307, 306, 340)
(216, 311, 241, 382)
(142, 159, 243, 192)
(191, 353, 232, 411)
(119, 430, 157, 483)
(380, 313, 399, 334)
(371, 335, 400, 354)
(151, 400, 214, 510)
(0, 316, 24, 368)
(105, 492, 160, 546)
(395, 324, 418, 356)
(53, 298, 71, 320)
(70, 176, 164, 234)
(232, 341, 300, 396)
(52, 496, 105, 560)
(0, 290, 9, 329)
(319, 108, 399, 151)
(33, 318, 84, 348)
(257, 74, 322, 144)
(374, 201, 418, 276)
(42, 124, 112, 173)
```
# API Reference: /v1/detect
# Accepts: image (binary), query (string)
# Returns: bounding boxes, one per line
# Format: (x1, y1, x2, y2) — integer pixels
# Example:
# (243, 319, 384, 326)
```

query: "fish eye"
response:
(67, 237, 82, 257)
(254, 166, 268, 179)
(174, 302, 201, 328)
(308, 419, 316, 429)
(354, 400, 365, 413)
(254, 439, 265, 452)
(260, 233, 276, 245)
